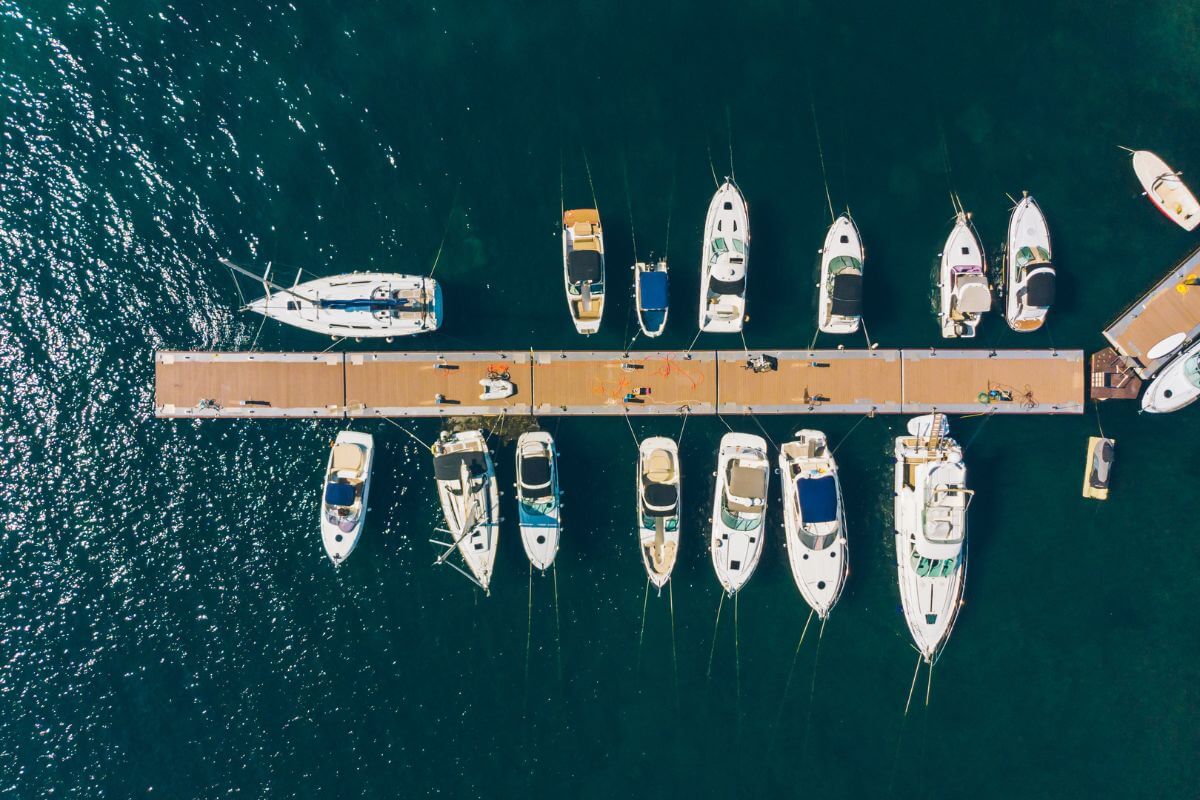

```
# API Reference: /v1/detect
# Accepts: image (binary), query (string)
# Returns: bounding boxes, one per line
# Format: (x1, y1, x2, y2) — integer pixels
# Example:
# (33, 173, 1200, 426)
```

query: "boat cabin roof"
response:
(324, 481, 357, 507)
(1025, 270, 1056, 308)
(568, 250, 602, 283)
(642, 482, 678, 516)
(796, 475, 838, 523)
(519, 454, 552, 491)
(433, 450, 488, 481)
(830, 271, 863, 316)
(953, 274, 992, 313)
(332, 443, 364, 472)
(726, 460, 767, 513)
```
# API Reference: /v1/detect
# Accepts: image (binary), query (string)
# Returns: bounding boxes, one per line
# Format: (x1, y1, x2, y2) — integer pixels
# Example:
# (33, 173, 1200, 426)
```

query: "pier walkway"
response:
(1103, 243, 1200, 377)
(155, 348, 1084, 418)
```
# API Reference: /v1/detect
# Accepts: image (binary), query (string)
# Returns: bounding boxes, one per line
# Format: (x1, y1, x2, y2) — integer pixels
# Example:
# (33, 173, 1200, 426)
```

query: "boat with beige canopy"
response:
(637, 437, 681, 590)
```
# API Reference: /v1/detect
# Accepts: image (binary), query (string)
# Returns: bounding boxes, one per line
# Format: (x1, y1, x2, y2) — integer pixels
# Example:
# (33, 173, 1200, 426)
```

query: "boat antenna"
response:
(220, 258, 318, 305)
(809, 94, 836, 224)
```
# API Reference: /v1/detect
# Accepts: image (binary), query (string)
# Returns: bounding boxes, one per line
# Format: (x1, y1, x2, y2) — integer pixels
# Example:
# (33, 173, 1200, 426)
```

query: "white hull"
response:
(1132, 150, 1200, 231)
(320, 431, 374, 564)
(247, 273, 441, 338)
(432, 430, 500, 592)
(637, 436, 681, 590)
(699, 181, 749, 333)
(938, 213, 990, 338)
(710, 432, 769, 595)
(1004, 196, 1054, 332)
(817, 215, 864, 335)
(779, 430, 848, 619)
(516, 431, 561, 571)
(1141, 338, 1200, 413)
(563, 209, 606, 335)
(894, 415, 968, 663)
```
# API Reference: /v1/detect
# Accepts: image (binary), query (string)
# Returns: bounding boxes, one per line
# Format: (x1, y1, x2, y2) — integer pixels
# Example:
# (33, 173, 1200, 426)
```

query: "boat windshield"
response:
(911, 550, 958, 578)
(641, 514, 679, 531)
(800, 529, 837, 550)
(731, 238, 746, 254)
(520, 497, 556, 515)
(1015, 245, 1050, 267)
(1186, 355, 1200, 389)
(721, 506, 762, 531)
(710, 238, 729, 263)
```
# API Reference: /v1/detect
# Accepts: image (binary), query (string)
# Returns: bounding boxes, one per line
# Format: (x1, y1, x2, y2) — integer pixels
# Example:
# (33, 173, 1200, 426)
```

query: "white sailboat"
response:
(431, 430, 500, 593)
(634, 258, 669, 337)
(817, 214, 865, 334)
(223, 259, 441, 339)
(893, 414, 970, 663)
(637, 436, 681, 590)
(710, 432, 769, 595)
(515, 431, 561, 572)
(1141, 338, 1200, 413)
(779, 430, 847, 619)
(1004, 194, 1055, 332)
(937, 210, 991, 338)
(320, 431, 374, 564)
(699, 180, 750, 333)
(1129, 149, 1200, 231)
(563, 208, 606, 334)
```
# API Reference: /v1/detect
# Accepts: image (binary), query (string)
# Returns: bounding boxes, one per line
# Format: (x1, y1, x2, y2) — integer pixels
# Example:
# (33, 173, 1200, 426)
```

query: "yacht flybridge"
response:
(710, 432, 769, 595)
(637, 436, 681, 590)
(893, 414, 970, 663)
(938, 211, 992, 338)
(562, 208, 606, 334)
(1004, 194, 1055, 332)
(223, 259, 441, 339)
(699, 180, 750, 333)
(515, 431, 561, 572)
(320, 431, 374, 564)
(431, 430, 500, 593)
(779, 430, 848, 619)
(817, 214, 865, 334)
(1130, 149, 1200, 231)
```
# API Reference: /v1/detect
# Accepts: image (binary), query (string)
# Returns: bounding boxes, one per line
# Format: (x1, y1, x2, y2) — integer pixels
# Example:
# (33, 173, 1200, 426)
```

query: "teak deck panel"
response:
(155, 352, 345, 418)
(155, 349, 1085, 417)
(1103, 244, 1200, 377)
(902, 350, 1084, 414)
(717, 350, 903, 414)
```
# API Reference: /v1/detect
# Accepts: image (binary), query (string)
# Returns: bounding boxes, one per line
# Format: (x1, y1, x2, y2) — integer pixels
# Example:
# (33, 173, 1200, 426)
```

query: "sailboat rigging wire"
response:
(427, 180, 461, 279)
(810, 94, 836, 224)
(705, 591, 725, 679)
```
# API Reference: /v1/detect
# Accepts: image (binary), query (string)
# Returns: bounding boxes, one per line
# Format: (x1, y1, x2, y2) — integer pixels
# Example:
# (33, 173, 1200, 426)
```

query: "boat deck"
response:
(1103, 243, 1200, 377)
(155, 348, 1085, 418)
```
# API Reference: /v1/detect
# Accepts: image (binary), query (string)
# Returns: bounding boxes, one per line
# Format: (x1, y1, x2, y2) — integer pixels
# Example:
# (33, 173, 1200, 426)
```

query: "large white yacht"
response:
(779, 430, 848, 619)
(432, 430, 500, 593)
(710, 432, 769, 595)
(893, 414, 970, 663)
(319, 431, 374, 564)
(698, 180, 750, 332)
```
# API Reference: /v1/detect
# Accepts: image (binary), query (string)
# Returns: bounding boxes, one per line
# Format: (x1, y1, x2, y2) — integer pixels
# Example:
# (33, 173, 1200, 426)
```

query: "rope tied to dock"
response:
(380, 416, 433, 452)
(831, 409, 874, 456)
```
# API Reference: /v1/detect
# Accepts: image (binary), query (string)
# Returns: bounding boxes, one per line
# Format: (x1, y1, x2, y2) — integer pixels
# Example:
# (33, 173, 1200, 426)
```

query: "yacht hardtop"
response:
(710, 433, 770, 595)
(563, 208, 606, 334)
(779, 431, 848, 619)
(817, 214, 865, 334)
(320, 431, 374, 564)
(699, 180, 750, 332)
(1004, 194, 1055, 332)
(638, 437, 681, 590)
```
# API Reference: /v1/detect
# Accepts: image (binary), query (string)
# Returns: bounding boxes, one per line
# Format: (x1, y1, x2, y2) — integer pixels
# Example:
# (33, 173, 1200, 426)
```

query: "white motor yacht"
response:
(710, 432, 770, 595)
(937, 211, 991, 338)
(779, 430, 848, 619)
(563, 208, 606, 334)
(320, 431, 374, 564)
(1004, 194, 1055, 332)
(637, 436, 681, 590)
(817, 214, 865, 334)
(515, 431, 561, 572)
(699, 180, 750, 332)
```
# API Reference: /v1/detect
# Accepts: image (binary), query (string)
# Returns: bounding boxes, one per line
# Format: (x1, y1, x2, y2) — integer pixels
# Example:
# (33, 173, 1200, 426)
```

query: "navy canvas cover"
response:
(797, 475, 837, 523)
(325, 482, 355, 506)
(638, 271, 668, 310)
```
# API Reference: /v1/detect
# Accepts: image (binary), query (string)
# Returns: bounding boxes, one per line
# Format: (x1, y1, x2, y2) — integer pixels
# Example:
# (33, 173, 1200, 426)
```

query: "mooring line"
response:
(582, 146, 599, 212)
(903, 653, 923, 716)
(668, 580, 679, 708)
(705, 591, 725, 679)
(925, 662, 934, 708)
(427, 179, 461, 278)
(807, 329, 819, 351)
(677, 405, 691, 446)
(319, 336, 344, 354)
(622, 147, 638, 262)
(636, 578, 650, 672)
(684, 327, 703, 356)
(1093, 399, 1108, 440)
(860, 317, 876, 350)
(248, 314, 268, 351)
(706, 142, 720, 188)
(524, 564, 533, 684)
(810, 93, 836, 224)
(552, 563, 562, 681)
(622, 408, 640, 449)
(734, 591, 742, 718)
(664, 157, 677, 254)
(747, 409, 778, 452)
(559, 147, 565, 220)
(831, 411, 872, 456)
(725, 105, 736, 183)
(380, 416, 434, 452)
(775, 609, 815, 728)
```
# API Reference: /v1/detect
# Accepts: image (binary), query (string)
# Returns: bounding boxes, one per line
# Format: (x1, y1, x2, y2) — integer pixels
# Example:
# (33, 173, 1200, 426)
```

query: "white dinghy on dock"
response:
(699, 180, 750, 333)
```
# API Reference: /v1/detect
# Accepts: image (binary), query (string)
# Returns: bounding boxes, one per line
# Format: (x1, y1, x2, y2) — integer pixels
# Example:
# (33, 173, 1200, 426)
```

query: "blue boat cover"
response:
(325, 482, 355, 506)
(318, 297, 411, 312)
(797, 475, 837, 523)
(639, 271, 668, 310)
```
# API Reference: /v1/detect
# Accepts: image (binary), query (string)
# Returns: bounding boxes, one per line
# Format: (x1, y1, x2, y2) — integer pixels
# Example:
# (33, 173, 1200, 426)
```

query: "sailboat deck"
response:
(156, 348, 1084, 418)
(1103, 243, 1200, 377)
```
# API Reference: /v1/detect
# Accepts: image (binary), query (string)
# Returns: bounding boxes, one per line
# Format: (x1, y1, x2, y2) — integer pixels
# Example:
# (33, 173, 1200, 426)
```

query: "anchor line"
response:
(725, 105, 736, 183)
(903, 653, 923, 716)
(427, 179, 461, 278)
(636, 578, 650, 671)
(664, 156, 676, 254)
(552, 563, 562, 681)
(582, 146, 599, 213)
(668, 580, 679, 706)
(622, 147, 638, 263)
(775, 609, 815, 729)
(810, 93, 836, 224)
(524, 564, 533, 685)
(705, 591, 725, 679)
(706, 141, 720, 188)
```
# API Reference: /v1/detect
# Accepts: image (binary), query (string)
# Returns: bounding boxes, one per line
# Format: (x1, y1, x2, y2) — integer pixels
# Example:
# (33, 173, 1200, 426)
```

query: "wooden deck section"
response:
(902, 349, 1084, 414)
(155, 349, 1085, 418)
(717, 350, 902, 414)
(155, 352, 345, 418)
(1103, 244, 1200, 377)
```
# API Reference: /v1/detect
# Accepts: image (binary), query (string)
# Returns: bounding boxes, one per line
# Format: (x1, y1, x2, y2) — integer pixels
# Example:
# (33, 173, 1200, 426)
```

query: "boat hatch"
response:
(1025, 271, 1056, 308)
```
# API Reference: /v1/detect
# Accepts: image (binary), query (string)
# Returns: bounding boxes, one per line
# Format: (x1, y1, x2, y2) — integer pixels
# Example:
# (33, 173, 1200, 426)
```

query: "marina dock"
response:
(155, 348, 1085, 418)
(1103, 243, 1200, 377)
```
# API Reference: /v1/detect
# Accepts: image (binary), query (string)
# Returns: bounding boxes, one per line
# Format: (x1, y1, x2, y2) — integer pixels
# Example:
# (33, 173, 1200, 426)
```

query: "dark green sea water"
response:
(3, 1, 1199, 797)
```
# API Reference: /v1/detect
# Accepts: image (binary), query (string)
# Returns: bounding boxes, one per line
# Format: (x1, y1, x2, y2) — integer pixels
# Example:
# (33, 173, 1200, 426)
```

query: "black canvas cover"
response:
(830, 273, 863, 315)
(642, 482, 678, 516)
(519, 455, 552, 490)
(433, 450, 488, 480)
(709, 276, 746, 295)
(1025, 270, 1055, 308)
(568, 250, 602, 283)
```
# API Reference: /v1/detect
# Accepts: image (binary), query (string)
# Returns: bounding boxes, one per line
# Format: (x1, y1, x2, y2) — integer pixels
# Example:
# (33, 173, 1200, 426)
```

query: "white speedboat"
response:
(779, 430, 847, 619)
(1004, 194, 1055, 332)
(710, 432, 769, 595)
(432, 430, 500, 593)
(699, 180, 750, 333)
(637, 436, 681, 590)
(894, 414, 970, 663)
(817, 214, 864, 334)
(937, 211, 991, 338)
(224, 260, 442, 338)
(563, 208, 605, 334)
(1130, 149, 1200, 231)
(1141, 338, 1200, 413)
(515, 431, 561, 572)
(634, 258, 669, 337)
(320, 431, 374, 564)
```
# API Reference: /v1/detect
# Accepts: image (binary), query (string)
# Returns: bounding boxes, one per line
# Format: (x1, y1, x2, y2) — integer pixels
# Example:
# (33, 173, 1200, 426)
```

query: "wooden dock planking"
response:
(902, 349, 1084, 414)
(717, 350, 903, 413)
(155, 351, 345, 418)
(345, 352, 532, 417)
(532, 351, 716, 415)
(1103, 244, 1200, 377)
